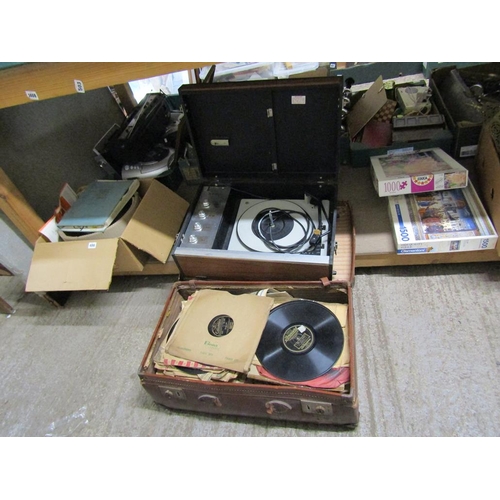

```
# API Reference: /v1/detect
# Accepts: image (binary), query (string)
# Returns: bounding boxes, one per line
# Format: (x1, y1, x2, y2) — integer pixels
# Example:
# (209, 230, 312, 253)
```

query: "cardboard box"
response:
(388, 182, 498, 254)
(429, 63, 500, 159)
(350, 124, 453, 168)
(370, 147, 469, 197)
(26, 179, 189, 293)
(346, 76, 453, 167)
(475, 123, 500, 257)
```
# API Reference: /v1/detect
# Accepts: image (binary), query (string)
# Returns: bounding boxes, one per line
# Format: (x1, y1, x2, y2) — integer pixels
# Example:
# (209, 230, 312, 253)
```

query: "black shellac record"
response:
(256, 299, 344, 382)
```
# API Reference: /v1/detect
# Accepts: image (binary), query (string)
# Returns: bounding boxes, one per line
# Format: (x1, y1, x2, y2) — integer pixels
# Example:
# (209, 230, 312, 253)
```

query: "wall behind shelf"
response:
(0, 87, 125, 221)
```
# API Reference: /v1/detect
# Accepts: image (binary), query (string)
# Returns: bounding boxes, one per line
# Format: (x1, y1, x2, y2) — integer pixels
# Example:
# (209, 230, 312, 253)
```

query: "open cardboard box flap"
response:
(26, 180, 190, 293)
(121, 180, 189, 263)
(476, 123, 500, 257)
(346, 76, 387, 139)
(26, 239, 120, 292)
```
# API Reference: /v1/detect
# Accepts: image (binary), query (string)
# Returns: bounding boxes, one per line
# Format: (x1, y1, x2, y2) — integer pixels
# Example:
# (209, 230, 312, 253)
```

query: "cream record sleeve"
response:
(165, 290, 274, 373)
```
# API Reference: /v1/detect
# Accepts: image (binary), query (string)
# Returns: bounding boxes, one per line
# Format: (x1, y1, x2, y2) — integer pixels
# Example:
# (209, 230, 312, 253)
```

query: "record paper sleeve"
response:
(165, 290, 274, 373)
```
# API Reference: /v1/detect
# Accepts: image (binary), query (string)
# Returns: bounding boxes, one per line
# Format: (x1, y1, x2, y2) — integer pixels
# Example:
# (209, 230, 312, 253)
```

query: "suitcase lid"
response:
(179, 77, 343, 184)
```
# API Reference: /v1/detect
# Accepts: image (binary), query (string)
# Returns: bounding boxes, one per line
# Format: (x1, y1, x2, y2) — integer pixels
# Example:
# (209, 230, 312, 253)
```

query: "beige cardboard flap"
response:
(476, 125, 500, 257)
(113, 239, 146, 273)
(121, 180, 189, 263)
(347, 76, 387, 139)
(26, 239, 119, 292)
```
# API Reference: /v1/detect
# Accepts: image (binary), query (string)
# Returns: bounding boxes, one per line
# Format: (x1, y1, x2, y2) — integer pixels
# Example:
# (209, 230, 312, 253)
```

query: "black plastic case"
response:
(172, 77, 344, 281)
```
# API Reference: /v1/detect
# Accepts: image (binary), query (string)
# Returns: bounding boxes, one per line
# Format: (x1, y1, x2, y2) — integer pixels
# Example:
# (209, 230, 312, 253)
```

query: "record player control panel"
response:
(180, 186, 231, 249)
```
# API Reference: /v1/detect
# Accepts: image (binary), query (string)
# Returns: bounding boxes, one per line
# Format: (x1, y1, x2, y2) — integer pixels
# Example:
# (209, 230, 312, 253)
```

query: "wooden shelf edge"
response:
(355, 248, 500, 268)
(0, 62, 218, 110)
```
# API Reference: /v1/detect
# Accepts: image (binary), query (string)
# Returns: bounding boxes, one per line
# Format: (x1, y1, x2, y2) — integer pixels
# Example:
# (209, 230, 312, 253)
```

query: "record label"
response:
(282, 324, 315, 354)
(208, 315, 234, 338)
(256, 299, 344, 382)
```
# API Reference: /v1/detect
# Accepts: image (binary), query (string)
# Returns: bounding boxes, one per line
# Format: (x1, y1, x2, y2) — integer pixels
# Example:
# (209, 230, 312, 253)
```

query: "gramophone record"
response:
(256, 299, 344, 382)
(165, 289, 274, 373)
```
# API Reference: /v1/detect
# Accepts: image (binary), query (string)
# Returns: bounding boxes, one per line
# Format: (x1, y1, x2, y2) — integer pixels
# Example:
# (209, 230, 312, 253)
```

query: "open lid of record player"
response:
(178, 77, 343, 183)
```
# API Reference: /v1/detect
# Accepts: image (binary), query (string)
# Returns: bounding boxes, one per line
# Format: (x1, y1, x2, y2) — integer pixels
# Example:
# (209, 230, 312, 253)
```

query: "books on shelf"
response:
(388, 182, 498, 254)
(370, 147, 469, 197)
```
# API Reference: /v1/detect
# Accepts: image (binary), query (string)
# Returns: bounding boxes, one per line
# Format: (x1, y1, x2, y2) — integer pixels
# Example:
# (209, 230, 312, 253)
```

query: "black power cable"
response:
(254, 208, 314, 253)
(234, 194, 331, 255)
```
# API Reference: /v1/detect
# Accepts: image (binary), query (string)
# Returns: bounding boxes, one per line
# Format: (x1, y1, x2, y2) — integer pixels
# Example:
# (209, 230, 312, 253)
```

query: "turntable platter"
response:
(228, 199, 330, 255)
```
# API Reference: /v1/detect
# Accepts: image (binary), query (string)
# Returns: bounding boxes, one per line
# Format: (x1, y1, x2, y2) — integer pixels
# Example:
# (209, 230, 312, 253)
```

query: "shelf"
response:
(2, 62, 498, 270)
(0, 62, 217, 110)
(3, 160, 498, 270)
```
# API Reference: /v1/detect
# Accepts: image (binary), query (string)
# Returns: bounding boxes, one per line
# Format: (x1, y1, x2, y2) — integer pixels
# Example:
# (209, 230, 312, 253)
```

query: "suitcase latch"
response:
(301, 400, 334, 416)
(159, 386, 186, 400)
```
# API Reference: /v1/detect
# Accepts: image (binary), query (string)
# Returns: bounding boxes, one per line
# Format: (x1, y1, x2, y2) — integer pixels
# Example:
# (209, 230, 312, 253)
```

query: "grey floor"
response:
(1, 260, 500, 437)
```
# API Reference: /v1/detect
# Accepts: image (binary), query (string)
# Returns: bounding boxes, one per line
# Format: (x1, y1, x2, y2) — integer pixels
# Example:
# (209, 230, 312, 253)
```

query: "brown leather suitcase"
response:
(138, 202, 358, 427)
(138, 77, 359, 426)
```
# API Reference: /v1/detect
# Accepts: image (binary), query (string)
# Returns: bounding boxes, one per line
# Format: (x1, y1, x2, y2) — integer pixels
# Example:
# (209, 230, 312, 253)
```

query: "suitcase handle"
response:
(265, 400, 292, 415)
(198, 394, 222, 407)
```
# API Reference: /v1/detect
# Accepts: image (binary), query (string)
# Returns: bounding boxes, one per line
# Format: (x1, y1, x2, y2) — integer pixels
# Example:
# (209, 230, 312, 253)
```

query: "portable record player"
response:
(172, 77, 343, 281)
(139, 77, 359, 427)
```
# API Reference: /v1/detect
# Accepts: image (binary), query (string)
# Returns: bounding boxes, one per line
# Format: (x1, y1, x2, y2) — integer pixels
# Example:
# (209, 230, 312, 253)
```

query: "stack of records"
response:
(153, 288, 351, 392)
